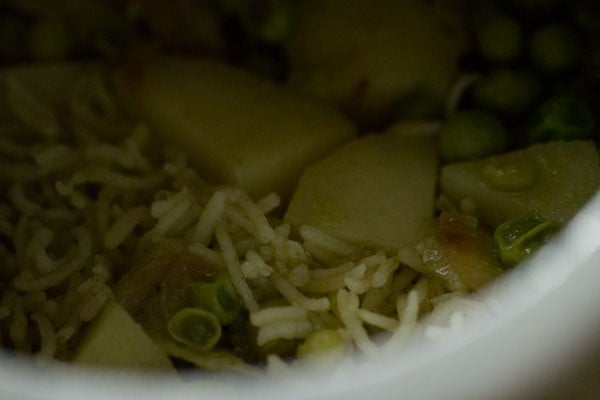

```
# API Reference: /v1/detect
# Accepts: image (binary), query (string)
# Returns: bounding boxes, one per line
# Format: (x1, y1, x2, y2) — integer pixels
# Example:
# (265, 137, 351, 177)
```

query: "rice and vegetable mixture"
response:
(0, 68, 471, 368)
(0, 66, 165, 357)
(0, 0, 598, 374)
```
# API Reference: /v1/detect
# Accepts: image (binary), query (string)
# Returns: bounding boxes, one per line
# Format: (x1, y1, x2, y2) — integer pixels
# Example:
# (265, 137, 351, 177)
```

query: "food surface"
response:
(0, 0, 598, 376)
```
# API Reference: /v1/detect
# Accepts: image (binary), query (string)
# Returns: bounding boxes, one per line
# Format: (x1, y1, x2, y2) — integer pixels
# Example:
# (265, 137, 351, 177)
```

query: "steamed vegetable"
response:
(493, 213, 558, 265)
(167, 308, 222, 352)
(441, 140, 600, 228)
(188, 272, 241, 326)
(113, 237, 253, 366)
(73, 301, 176, 371)
(118, 56, 356, 198)
(284, 0, 466, 125)
(285, 125, 437, 250)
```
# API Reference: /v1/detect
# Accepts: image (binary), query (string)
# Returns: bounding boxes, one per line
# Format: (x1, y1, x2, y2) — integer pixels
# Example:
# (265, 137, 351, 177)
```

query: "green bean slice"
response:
(188, 272, 241, 326)
(167, 308, 222, 352)
(494, 213, 559, 266)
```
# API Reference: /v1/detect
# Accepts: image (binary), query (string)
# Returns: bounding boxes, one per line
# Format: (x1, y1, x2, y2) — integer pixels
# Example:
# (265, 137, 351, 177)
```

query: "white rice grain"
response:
(299, 226, 356, 256)
(337, 289, 379, 357)
(241, 250, 273, 279)
(26, 226, 56, 273)
(104, 206, 148, 249)
(371, 258, 399, 288)
(383, 289, 420, 351)
(271, 272, 330, 311)
(192, 190, 227, 245)
(356, 309, 399, 332)
(215, 222, 259, 312)
(187, 243, 226, 269)
(344, 277, 370, 295)
(35, 144, 75, 171)
(152, 190, 193, 235)
(31, 312, 57, 358)
(257, 193, 281, 214)
(224, 206, 255, 235)
(79, 290, 109, 322)
(8, 183, 39, 214)
(70, 167, 164, 190)
(237, 193, 275, 244)
(288, 264, 310, 287)
(250, 306, 308, 327)
(14, 227, 91, 292)
(9, 297, 28, 352)
(256, 319, 313, 346)
(397, 247, 427, 273)
(4, 76, 61, 137)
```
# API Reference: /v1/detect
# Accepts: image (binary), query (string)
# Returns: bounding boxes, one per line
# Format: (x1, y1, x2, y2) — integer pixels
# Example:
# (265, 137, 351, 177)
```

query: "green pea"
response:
(494, 213, 559, 266)
(476, 16, 524, 63)
(528, 95, 596, 143)
(438, 110, 508, 163)
(167, 308, 222, 352)
(482, 156, 538, 192)
(473, 69, 540, 116)
(188, 272, 241, 326)
(530, 24, 581, 74)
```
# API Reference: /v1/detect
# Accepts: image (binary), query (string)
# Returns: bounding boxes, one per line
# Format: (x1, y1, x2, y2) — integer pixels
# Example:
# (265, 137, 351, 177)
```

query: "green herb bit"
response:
(188, 272, 241, 326)
(494, 213, 559, 266)
(167, 308, 222, 352)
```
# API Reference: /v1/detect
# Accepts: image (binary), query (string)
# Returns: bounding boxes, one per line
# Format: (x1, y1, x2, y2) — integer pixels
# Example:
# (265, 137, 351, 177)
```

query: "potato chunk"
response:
(285, 130, 437, 250)
(118, 57, 356, 198)
(441, 140, 600, 228)
(73, 301, 176, 372)
(285, 0, 467, 125)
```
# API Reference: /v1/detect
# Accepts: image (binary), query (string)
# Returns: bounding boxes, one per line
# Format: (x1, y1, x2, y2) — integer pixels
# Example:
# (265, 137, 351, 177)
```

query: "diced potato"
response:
(285, 0, 467, 125)
(285, 129, 438, 250)
(441, 140, 600, 228)
(73, 300, 176, 372)
(117, 56, 356, 198)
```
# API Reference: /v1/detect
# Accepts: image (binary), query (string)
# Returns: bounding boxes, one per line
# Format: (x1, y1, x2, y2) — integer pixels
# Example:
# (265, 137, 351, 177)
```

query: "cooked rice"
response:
(0, 64, 484, 369)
